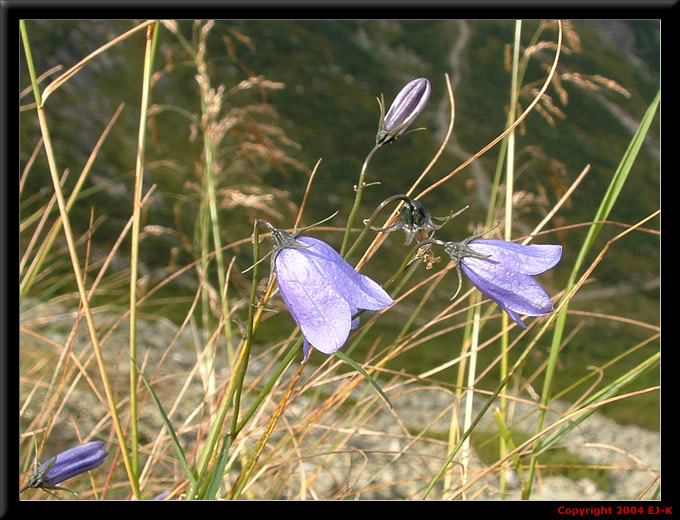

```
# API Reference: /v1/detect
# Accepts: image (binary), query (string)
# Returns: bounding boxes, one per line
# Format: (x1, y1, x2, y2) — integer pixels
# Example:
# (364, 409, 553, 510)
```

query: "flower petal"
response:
(39, 441, 105, 469)
(384, 78, 431, 136)
(302, 337, 311, 362)
(41, 441, 108, 486)
(466, 239, 562, 275)
(275, 245, 352, 355)
(295, 237, 394, 311)
(461, 256, 555, 328)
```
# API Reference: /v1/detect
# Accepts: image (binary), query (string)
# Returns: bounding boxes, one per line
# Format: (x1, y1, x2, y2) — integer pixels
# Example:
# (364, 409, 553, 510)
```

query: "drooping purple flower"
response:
(440, 238, 562, 328)
(260, 220, 394, 361)
(21, 441, 108, 494)
(376, 78, 431, 146)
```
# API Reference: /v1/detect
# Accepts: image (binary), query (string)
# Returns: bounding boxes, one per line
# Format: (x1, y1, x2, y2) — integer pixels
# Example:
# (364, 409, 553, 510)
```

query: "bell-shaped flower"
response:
(260, 221, 394, 361)
(376, 78, 431, 146)
(436, 237, 562, 328)
(21, 441, 108, 494)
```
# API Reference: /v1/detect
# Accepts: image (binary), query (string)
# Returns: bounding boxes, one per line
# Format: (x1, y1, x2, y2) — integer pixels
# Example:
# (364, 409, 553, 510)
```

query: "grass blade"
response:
(525, 89, 660, 498)
(334, 350, 392, 409)
(535, 352, 659, 456)
(202, 435, 234, 500)
(137, 366, 198, 491)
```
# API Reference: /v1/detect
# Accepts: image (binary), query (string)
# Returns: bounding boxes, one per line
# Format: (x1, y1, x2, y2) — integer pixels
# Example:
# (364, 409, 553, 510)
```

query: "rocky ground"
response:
(20, 299, 660, 500)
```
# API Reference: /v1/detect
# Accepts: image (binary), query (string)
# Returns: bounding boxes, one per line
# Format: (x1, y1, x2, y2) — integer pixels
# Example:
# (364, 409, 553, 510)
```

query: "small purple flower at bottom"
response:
(437, 237, 562, 328)
(152, 490, 176, 500)
(260, 220, 394, 361)
(21, 441, 108, 494)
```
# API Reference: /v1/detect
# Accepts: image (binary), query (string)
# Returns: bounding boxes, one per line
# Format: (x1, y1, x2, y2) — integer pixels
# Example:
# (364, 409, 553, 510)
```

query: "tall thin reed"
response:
(20, 20, 141, 499)
(129, 20, 160, 483)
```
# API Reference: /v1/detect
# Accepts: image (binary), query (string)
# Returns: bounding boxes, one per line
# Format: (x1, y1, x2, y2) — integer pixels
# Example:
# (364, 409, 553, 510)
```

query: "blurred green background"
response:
(19, 20, 660, 429)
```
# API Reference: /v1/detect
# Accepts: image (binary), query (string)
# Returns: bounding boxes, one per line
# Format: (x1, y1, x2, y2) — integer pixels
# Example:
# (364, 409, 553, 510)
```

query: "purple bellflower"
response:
(259, 220, 394, 361)
(20, 441, 108, 495)
(432, 236, 562, 328)
(376, 78, 431, 146)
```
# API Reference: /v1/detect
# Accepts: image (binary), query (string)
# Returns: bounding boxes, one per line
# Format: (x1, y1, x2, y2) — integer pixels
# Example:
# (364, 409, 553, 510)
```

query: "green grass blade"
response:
(535, 352, 659, 456)
(202, 435, 234, 500)
(493, 408, 524, 479)
(525, 89, 660, 498)
(334, 350, 392, 409)
(137, 366, 198, 491)
(128, 19, 159, 482)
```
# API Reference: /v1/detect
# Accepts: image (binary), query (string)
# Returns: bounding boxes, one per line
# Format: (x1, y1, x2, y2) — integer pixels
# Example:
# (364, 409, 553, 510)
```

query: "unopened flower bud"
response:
(376, 78, 431, 146)
(20, 441, 108, 495)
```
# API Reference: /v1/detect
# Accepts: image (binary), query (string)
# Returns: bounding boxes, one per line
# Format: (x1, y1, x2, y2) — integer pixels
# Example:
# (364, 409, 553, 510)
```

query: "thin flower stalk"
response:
(341, 78, 432, 257)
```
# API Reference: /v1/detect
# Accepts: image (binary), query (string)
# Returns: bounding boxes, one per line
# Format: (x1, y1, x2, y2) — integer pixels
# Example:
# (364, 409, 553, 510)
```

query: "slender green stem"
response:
(189, 221, 270, 498)
(343, 204, 383, 261)
(193, 21, 235, 375)
(504, 20, 520, 241)
(199, 197, 212, 371)
(129, 21, 159, 482)
(341, 144, 381, 257)
(484, 21, 542, 231)
(499, 19, 521, 496)
(229, 222, 262, 437)
(20, 20, 141, 499)
(201, 94, 235, 369)
(233, 339, 301, 436)
(460, 304, 481, 495)
(19, 21, 42, 107)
